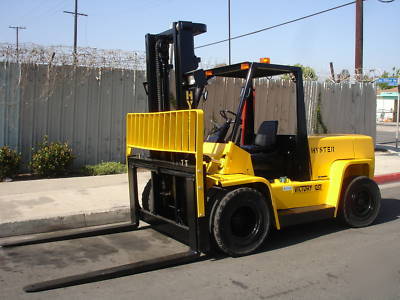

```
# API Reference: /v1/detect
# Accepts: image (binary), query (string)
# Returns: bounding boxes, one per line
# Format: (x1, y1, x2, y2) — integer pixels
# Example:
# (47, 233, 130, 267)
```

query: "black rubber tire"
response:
(212, 187, 270, 256)
(141, 179, 151, 211)
(340, 176, 381, 228)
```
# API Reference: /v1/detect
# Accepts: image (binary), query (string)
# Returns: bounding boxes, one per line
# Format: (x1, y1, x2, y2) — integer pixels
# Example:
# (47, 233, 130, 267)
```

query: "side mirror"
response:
(203, 89, 208, 102)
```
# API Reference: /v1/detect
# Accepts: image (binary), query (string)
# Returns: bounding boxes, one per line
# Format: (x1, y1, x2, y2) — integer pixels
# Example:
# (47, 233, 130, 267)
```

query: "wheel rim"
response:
(350, 188, 374, 218)
(230, 206, 260, 240)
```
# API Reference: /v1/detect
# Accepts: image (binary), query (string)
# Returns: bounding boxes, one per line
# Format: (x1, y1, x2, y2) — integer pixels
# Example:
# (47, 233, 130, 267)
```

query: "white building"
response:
(377, 88, 399, 122)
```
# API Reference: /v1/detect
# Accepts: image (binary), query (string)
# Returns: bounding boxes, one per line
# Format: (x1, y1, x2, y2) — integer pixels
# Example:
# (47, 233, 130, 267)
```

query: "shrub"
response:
(0, 146, 21, 179)
(81, 162, 127, 176)
(30, 136, 75, 177)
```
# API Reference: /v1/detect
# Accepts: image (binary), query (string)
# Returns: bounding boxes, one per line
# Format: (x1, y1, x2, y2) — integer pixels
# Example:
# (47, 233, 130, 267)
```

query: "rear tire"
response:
(212, 187, 270, 256)
(340, 176, 381, 227)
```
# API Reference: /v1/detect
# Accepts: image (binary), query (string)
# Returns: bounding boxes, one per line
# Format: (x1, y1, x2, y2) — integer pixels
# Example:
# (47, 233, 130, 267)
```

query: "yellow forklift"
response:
(126, 21, 380, 257)
(4, 21, 380, 292)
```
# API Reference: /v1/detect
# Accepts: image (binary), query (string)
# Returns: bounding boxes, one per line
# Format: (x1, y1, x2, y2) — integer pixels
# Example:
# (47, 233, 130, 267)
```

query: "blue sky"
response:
(0, 0, 399, 77)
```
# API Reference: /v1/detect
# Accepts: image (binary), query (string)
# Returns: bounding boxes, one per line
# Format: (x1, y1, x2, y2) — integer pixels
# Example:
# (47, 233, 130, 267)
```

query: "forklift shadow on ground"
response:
(210, 196, 400, 260)
(1, 198, 396, 291)
(373, 197, 400, 225)
(264, 197, 400, 253)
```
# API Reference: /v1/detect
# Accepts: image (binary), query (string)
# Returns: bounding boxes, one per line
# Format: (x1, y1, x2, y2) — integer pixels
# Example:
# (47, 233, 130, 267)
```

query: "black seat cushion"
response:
(241, 120, 278, 154)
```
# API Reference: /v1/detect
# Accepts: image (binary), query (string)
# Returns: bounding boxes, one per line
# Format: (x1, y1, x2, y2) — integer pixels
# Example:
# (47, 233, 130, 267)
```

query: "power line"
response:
(195, 1, 358, 49)
(23, 0, 69, 30)
(21, 0, 66, 25)
(17, 0, 48, 22)
(39, 0, 69, 19)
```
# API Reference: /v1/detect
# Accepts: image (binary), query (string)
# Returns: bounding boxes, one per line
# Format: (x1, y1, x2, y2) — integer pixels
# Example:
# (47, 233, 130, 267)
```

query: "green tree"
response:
(281, 64, 318, 81)
(338, 69, 351, 82)
(377, 67, 400, 90)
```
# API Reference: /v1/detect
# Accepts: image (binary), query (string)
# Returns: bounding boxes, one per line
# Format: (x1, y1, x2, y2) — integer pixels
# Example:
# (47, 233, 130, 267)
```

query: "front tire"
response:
(212, 187, 270, 256)
(141, 179, 152, 211)
(340, 176, 381, 227)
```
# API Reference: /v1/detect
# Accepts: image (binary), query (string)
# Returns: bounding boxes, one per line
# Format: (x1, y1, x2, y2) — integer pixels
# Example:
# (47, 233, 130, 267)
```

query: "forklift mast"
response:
(145, 21, 207, 112)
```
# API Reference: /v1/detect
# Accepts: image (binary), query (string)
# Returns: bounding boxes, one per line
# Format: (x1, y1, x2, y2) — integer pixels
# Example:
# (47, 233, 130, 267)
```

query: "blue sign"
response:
(377, 78, 399, 86)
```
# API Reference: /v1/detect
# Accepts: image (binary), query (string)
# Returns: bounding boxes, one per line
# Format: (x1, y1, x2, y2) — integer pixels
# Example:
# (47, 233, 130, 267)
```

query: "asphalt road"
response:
(1, 183, 400, 300)
(376, 124, 399, 145)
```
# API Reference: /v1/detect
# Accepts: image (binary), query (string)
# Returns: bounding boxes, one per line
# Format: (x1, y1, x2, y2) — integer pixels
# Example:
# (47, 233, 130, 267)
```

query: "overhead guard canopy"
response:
(205, 62, 301, 79)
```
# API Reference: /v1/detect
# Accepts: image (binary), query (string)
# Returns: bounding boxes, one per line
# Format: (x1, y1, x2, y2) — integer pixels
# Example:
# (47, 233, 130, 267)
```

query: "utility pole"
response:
(355, 0, 363, 81)
(64, 0, 87, 63)
(8, 26, 26, 60)
(228, 0, 231, 65)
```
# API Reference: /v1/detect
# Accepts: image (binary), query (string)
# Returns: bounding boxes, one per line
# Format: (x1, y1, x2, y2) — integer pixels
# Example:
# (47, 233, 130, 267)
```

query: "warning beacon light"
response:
(259, 57, 271, 64)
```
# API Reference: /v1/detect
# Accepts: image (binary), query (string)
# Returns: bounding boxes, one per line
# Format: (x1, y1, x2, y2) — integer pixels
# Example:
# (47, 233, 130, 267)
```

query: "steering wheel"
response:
(219, 110, 236, 121)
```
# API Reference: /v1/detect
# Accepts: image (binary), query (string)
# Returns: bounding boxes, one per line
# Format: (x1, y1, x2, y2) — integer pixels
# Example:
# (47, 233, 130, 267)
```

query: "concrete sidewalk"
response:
(1, 151, 399, 238)
(375, 149, 400, 175)
(0, 172, 150, 237)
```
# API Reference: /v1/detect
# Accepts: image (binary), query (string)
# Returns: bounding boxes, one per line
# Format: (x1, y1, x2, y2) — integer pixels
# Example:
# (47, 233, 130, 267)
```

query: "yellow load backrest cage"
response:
(126, 109, 205, 217)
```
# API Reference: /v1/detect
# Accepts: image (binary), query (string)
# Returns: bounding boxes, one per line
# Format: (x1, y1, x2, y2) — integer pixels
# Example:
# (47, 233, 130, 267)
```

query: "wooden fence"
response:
(202, 77, 376, 137)
(0, 62, 376, 169)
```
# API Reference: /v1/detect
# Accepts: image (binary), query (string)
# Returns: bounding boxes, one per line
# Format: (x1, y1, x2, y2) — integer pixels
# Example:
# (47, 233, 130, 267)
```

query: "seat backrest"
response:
(254, 120, 278, 148)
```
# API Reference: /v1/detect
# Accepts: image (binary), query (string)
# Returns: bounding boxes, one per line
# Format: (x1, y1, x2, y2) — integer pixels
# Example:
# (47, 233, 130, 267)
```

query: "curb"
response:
(1, 173, 399, 238)
(374, 172, 400, 185)
(0, 208, 131, 238)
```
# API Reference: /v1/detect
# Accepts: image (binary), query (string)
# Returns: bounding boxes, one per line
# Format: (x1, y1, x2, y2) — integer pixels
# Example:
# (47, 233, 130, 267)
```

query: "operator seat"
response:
(241, 120, 278, 154)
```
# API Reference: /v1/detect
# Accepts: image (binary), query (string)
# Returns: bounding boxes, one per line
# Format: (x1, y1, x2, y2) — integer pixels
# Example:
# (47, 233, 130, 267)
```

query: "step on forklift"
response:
(2, 21, 381, 292)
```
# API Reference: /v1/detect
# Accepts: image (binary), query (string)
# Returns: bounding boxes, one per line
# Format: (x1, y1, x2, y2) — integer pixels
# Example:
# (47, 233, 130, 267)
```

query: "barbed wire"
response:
(323, 66, 386, 83)
(0, 42, 386, 84)
(0, 42, 146, 70)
